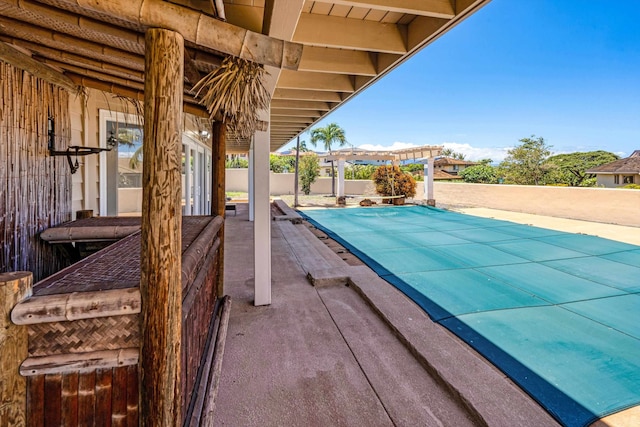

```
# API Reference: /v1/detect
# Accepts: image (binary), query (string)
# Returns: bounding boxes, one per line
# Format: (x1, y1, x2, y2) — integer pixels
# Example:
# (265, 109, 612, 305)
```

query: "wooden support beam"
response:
(0, 40, 78, 94)
(183, 49, 201, 85)
(407, 16, 449, 51)
(299, 46, 376, 76)
(0, 272, 32, 426)
(20, 349, 139, 376)
(11, 288, 141, 324)
(0, 17, 145, 70)
(0, 0, 146, 53)
(293, 13, 407, 54)
(271, 108, 321, 117)
(66, 0, 303, 69)
(277, 70, 354, 92)
(314, 0, 455, 19)
(273, 88, 343, 102)
(270, 116, 314, 124)
(212, 121, 226, 298)
(270, 99, 331, 111)
(140, 28, 184, 427)
(0, 36, 144, 78)
(271, 124, 308, 130)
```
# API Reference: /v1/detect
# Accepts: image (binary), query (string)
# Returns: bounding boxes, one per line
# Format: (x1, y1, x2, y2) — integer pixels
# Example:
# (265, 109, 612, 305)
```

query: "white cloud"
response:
(442, 142, 512, 162)
(356, 141, 512, 162)
(357, 141, 419, 151)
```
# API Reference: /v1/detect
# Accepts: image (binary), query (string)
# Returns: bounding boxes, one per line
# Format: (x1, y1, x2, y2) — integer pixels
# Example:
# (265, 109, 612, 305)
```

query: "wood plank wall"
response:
(26, 366, 138, 427)
(0, 62, 72, 280)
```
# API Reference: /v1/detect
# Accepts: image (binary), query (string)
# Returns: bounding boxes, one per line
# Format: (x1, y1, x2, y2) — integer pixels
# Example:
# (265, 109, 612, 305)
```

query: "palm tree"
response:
(310, 123, 347, 196)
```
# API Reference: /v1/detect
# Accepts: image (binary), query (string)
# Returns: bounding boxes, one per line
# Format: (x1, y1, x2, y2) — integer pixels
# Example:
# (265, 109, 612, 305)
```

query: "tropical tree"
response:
(543, 151, 619, 187)
(345, 164, 378, 180)
(309, 123, 347, 196)
(298, 153, 320, 195)
(459, 164, 498, 183)
(269, 154, 296, 173)
(498, 136, 552, 185)
(226, 157, 249, 168)
(441, 148, 467, 160)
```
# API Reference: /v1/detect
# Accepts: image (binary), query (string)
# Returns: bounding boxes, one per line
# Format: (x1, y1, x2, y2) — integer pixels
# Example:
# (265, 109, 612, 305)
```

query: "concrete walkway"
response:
(215, 203, 560, 426)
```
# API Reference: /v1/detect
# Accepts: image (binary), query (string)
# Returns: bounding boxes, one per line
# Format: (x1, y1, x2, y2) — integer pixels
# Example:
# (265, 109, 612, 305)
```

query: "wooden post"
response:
(140, 28, 184, 427)
(212, 120, 226, 298)
(294, 136, 300, 207)
(0, 271, 32, 427)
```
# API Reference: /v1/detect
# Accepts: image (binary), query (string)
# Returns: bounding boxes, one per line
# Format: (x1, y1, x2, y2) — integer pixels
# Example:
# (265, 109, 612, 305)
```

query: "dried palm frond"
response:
(193, 56, 270, 140)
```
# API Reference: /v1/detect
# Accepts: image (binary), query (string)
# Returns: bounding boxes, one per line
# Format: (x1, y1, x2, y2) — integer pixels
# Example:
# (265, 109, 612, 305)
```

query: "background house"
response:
(587, 150, 640, 188)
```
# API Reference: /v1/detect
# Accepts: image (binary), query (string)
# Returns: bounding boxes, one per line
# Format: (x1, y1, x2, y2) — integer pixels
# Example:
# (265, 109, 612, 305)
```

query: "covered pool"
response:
(301, 205, 640, 427)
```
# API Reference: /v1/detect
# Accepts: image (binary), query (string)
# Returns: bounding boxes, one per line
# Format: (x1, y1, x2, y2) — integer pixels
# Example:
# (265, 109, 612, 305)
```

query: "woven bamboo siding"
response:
(26, 366, 138, 427)
(0, 62, 72, 281)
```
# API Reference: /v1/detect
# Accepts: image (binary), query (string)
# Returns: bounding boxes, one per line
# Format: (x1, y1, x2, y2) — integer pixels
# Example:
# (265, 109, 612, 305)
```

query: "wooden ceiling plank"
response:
(299, 46, 376, 76)
(273, 88, 343, 102)
(293, 13, 406, 53)
(315, 0, 455, 19)
(271, 108, 321, 117)
(278, 70, 354, 92)
(0, 40, 79, 94)
(270, 116, 314, 124)
(270, 99, 330, 110)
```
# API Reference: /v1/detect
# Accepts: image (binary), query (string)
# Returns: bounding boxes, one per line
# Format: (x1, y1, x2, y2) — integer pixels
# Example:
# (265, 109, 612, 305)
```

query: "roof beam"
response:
(64, 73, 207, 116)
(0, 36, 144, 81)
(270, 123, 303, 129)
(278, 70, 354, 92)
(271, 109, 322, 117)
(52, 0, 303, 69)
(0, 17, 145, 71)
(407, 16, 449, 51)
(0, 40, 79, 94)
(316, 0, 455, 19)
(293, 13, 406, 54)
(273, 88, 343, 102)
(270, 116, 314, 124)
(299, 46, 376, 76)
(271, 99, 331, 111)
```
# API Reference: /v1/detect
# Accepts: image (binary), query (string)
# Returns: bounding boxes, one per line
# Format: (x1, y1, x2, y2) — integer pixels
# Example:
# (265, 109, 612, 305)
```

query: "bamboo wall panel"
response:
(0, 62, 72, 281)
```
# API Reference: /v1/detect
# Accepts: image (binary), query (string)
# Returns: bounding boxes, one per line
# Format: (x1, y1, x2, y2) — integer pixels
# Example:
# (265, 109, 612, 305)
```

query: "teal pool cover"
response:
(301, 206, 640, 427)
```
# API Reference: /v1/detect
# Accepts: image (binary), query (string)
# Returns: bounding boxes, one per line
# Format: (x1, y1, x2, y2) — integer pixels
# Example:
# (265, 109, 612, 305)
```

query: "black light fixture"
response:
(48, 115, 115, 174)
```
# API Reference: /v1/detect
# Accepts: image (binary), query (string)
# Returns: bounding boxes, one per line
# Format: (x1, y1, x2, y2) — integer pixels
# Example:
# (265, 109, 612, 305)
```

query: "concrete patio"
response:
(215, 203, 565, 426)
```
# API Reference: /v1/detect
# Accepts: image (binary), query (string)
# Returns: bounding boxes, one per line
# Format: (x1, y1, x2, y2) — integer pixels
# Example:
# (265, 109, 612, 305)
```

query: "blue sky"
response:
(280, 0, 640, 161)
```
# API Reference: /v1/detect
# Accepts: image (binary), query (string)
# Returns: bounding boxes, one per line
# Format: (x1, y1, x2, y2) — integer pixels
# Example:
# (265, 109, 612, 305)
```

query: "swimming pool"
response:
(301, 205, 640, 427)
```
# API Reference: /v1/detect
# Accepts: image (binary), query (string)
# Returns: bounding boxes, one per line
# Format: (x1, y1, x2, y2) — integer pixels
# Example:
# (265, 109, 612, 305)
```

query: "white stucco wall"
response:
(430, 182, 639, 227)
(225, 169, 639, 227)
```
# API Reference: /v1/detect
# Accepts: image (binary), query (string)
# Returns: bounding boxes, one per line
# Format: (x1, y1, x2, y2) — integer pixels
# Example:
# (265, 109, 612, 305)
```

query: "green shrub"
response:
(622, 183, 640, 190)
(299, 154, 320, 195)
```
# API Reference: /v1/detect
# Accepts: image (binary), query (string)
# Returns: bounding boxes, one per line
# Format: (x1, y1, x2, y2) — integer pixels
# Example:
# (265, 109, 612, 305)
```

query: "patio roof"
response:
(0, 0, 491, 152)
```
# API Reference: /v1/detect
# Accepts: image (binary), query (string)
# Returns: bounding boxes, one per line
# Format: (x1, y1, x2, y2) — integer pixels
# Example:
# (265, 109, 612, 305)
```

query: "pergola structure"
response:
(325, 144, 443, 200)
(0, 0, 492, 424)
